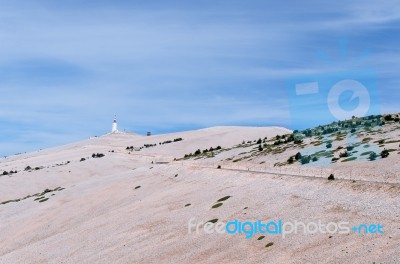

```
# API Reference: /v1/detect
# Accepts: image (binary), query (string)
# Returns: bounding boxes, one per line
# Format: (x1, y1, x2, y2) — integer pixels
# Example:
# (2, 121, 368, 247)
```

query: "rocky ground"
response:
(0, 117, 399, 263)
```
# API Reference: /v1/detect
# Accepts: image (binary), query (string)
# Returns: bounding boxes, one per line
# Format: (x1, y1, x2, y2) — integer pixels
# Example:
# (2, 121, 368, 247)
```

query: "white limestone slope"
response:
(0, 125, 398, 264)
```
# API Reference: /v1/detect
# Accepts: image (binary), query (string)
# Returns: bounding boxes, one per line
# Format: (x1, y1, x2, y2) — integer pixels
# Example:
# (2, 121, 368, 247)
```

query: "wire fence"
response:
(177, 160, 399, 184)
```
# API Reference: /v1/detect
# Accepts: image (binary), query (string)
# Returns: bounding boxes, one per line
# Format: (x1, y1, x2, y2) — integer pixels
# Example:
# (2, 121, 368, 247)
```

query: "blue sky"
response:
(0, 0, 399, 156)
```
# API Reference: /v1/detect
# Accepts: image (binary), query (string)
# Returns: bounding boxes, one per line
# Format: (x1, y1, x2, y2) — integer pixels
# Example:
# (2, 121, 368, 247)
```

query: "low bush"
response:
(265, 242, 274, 248)
(346, 145, 354, 151)
(217, 196, 231, 202)
(301, 156, 311, 164)
(212, 203, 223, 209)
(294, 139, 303, 144)
(384, 115, 393, 121)
(369, 152, 378, 161)
(381, 149, 389, 158)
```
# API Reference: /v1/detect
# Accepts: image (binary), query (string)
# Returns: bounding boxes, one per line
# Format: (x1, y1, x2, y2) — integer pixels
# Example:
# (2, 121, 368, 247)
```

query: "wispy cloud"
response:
(0, 0, 398, 156)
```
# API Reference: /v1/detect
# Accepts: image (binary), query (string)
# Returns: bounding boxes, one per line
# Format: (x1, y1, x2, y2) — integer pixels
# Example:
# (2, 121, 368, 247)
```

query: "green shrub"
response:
(384, 115, 393, 121)
(346, 145, 354, 151)
(212, 203, 223, 208)
(342, 157, 357, 162)
(217, 196, 231, 202)
(294, 139, 303, 144)
(381, 149, 389, 158)
(328, 174, 335, 180)
(301, 156, 311, 164)
(361, 151, 372, 156)
(369, 152, 378, 161)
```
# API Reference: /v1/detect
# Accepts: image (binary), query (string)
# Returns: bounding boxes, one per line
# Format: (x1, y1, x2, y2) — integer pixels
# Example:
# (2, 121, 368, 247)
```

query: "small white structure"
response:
(111, 115, 118, 133)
